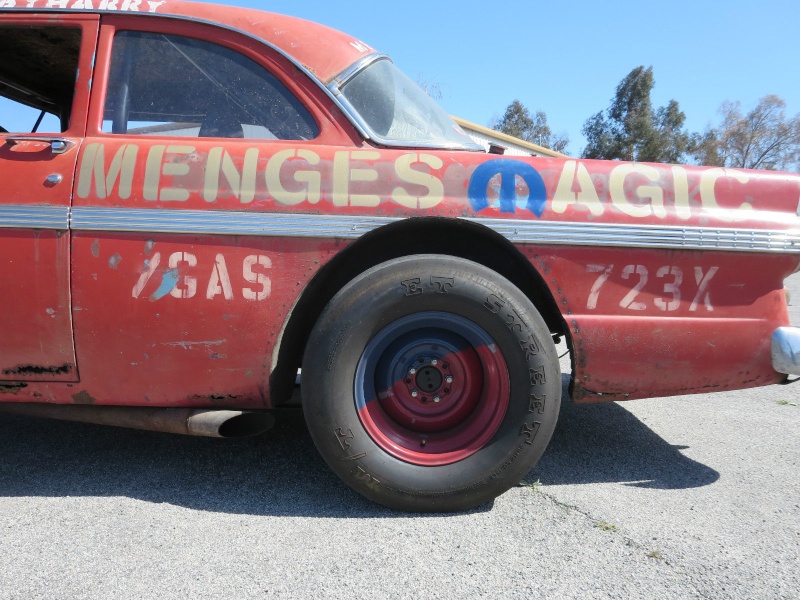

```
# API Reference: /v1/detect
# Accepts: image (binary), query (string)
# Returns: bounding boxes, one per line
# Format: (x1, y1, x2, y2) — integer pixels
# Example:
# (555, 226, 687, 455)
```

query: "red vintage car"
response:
(1, 0, 799, 512)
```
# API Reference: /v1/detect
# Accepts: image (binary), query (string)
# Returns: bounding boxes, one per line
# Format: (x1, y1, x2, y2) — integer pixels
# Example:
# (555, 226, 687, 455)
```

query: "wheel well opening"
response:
(269, 217, 568, 404)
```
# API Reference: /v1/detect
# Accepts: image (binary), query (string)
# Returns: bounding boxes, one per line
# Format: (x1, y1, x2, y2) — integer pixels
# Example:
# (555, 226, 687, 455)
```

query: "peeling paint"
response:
(164, 340, 226, 350)
(2, 364, 72, 376)
(573, 380, 730, 403)
(90, 239, 100, 258)
(108, 253, 122, 269)
(144, 240, 155, 256)
(192, 393, 241, 403)
(0, 383, 27, 394)
(149, 268, 179, 301)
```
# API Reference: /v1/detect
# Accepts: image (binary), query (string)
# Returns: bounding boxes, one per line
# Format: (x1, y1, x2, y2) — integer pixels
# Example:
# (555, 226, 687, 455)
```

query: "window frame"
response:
(88, 15, 351, 145)
(0, 13, 99, 138)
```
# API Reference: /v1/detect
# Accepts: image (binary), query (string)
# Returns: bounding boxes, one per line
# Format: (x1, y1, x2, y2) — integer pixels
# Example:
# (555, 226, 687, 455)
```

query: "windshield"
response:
(338, 58, 479, 150)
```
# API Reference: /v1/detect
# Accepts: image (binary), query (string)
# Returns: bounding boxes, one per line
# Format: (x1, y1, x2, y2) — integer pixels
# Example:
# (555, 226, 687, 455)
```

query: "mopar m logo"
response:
(467, 159, 547, 217)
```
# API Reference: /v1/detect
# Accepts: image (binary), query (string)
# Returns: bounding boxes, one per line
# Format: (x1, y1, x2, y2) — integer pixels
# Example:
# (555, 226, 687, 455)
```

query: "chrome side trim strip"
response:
(70, 207, 401, 239)
(0, 206, 70, 230)
(67, 207, 800, 254)
(464, 218, 800, 254)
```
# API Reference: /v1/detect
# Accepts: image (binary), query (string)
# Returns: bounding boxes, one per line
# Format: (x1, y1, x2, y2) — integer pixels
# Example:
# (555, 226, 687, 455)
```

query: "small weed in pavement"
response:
(647, 550, 664, 560)
(776, 400, 798, 407)
(595, 521, 618, 532)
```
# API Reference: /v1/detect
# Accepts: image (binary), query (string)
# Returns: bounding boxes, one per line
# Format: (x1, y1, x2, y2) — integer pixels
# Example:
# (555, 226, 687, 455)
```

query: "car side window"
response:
(0, 26, 81, 134)
(102, 31, 319, 141)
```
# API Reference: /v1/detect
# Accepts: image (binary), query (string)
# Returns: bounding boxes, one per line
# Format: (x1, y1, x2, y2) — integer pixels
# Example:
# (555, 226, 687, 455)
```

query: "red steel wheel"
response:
(355, 312, 510, 466)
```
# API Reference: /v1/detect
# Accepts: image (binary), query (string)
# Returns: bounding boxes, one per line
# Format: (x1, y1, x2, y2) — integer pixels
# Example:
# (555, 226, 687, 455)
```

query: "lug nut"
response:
(446, 376, 453, 384)
(433, 396, 441, 403)
(409, 368, 417, 375)
(431, 359, 438, 366)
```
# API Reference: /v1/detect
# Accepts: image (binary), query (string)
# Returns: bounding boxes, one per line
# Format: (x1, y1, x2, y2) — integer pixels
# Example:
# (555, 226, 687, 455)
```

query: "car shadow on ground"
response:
(0, 389, 718, 517)
(524, 380, 720, 489)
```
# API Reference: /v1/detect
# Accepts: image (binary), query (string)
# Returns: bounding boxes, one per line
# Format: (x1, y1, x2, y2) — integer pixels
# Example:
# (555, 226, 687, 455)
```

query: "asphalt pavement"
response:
(1, 277, 798, 599)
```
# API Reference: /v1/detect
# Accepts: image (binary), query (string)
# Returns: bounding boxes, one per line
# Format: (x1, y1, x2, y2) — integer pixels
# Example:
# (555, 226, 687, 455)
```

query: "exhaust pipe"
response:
(0, 403, 274, 438)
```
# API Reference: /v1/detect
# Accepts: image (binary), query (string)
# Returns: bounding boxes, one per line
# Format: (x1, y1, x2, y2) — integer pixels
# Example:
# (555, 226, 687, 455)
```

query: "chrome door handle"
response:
(50, 140, 70, 154)
(4, 136, 75, 155)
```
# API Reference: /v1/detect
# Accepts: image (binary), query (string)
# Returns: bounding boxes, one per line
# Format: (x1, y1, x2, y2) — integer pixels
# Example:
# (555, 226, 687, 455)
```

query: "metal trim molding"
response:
(0, 206, 70, 230)
(70, 207, 401, 239)
(4, 205, 800, 254)
(71, 207, 800, 253)
(464, 217, 800, 253)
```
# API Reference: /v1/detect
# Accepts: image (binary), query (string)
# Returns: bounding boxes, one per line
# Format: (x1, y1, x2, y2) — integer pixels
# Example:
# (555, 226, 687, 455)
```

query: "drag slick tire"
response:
(302, 255, 561, 512)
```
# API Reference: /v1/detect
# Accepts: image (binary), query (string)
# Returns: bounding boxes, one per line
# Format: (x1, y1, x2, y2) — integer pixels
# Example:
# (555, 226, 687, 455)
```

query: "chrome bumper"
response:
(772, 327, 800, 375)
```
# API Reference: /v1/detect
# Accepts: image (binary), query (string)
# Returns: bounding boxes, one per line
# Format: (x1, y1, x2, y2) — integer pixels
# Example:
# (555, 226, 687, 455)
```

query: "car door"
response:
(0, 13, 98, 382)
(69, 15, 351, 405)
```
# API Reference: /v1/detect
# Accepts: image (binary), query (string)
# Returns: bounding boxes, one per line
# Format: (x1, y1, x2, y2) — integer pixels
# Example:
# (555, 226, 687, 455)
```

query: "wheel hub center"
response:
(405, 357, 455, 404)
(415, 365, 443, 392)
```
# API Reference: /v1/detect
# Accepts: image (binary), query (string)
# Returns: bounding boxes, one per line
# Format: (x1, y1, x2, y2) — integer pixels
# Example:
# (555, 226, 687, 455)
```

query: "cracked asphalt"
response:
(0, 277, 798, 599)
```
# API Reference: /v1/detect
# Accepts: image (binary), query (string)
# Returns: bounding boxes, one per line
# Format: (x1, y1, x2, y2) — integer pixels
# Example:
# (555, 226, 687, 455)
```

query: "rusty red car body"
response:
(1, 0, 799, 511)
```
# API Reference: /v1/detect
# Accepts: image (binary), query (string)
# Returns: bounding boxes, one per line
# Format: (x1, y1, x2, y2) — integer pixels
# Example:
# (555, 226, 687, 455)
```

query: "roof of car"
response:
(0, 0, 375, 85)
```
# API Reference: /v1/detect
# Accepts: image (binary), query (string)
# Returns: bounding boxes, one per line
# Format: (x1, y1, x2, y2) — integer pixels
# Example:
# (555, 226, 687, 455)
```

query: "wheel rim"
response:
(355, 311, 510, 466)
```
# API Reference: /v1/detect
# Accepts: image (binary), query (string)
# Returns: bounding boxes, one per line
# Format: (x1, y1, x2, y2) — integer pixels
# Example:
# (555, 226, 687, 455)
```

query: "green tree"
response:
(497, 99, 533, 139)
(689, 129, 724, 167)
(496, 100, 569, 153)
(691, 95, 800, 171)
(581, 66, 691, 164)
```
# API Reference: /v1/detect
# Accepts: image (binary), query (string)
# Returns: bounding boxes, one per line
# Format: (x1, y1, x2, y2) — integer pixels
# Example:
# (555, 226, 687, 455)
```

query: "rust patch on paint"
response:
(192, 394, 242, 403)
(72, 390, 97, 404)
(0, 383, 27, 394)
(2, 364, 72, 376)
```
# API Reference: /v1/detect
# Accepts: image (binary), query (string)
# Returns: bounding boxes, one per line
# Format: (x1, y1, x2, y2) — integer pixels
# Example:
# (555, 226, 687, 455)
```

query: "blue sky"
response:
(220, 0, 800, 156)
